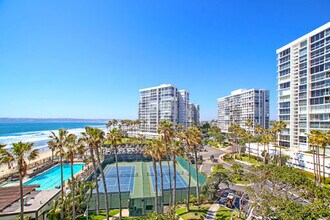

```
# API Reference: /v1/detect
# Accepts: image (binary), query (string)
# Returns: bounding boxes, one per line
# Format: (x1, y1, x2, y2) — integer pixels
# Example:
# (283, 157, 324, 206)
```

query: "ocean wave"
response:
(0, 126, 107, 150)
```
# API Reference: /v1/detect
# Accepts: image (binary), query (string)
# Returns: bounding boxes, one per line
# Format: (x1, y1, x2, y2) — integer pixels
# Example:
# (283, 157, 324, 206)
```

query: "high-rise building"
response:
(138, 84, 199, 134)
(277, 22, 330, 151)
(188, 103, 200, 127)
(217, 89, 269, 133)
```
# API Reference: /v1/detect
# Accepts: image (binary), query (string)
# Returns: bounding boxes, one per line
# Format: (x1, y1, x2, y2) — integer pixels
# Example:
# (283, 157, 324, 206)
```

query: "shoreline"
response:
(0, 150, 53, 179)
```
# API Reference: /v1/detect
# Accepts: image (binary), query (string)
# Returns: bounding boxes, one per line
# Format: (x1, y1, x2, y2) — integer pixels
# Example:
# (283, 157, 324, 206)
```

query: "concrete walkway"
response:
(109, 209, 129, 219)
(205, 203, 220, 219)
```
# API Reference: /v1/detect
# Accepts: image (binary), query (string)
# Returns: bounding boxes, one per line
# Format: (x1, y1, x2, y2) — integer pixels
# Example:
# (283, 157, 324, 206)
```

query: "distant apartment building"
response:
(277, 22, 330, 151)
(217, 89, 270, 133)
(188, 103, 200, 127)
(138, 84, 200, 134)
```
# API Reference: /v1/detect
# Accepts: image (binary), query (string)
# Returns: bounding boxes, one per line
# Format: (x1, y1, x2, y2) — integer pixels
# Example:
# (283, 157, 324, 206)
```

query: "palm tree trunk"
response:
(263, 144, 266, 164)
(114, 148, 122, 219)
(152, 159, 159, 213)
(279, 132, 281, 166)
(166, 156, 172, 208)
(159, 160, 164, 214)
(186, 159, 191, 212)
(51, 150, 54, 163)
(323, 146, 326, 182)
(248, 141, 251, 161)
(90, 148, 100, 215)
(312, 145, 317, 183)
(194, 149, 200, 205)
(60, 156, 64, 219)
(173, 155, 177, 206)
(71, 159, 76, 220)
(274, 134, 277, 157)
(318, 147, 322, 183)
(19, 166, 24, 220)
(95, 146, 109, 220)
(257, 140, 260, 156)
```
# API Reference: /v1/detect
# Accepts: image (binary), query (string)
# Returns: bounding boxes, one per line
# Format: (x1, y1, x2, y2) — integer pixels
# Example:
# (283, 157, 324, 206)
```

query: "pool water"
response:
(24, 164, 85, 190)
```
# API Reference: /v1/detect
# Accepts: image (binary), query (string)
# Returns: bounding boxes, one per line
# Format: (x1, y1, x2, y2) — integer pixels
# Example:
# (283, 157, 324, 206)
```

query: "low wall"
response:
(177, 156, 206, 186)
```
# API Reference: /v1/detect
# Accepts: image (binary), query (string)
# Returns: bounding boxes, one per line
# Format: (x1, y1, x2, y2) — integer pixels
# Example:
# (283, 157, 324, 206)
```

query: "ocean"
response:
(0, 122, 106, 152)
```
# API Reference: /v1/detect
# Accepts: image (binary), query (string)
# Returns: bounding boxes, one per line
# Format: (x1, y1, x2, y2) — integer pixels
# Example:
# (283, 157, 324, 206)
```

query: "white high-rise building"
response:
(277, 22, 330, 152)
(188, 103, 200, 127)
(217, 89, 269, 133)
(138, 84, 199, 135)
(178, 90, 189, 128)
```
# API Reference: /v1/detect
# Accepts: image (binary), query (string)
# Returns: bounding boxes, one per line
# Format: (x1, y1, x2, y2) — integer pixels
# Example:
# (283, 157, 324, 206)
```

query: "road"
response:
(199, 145, 251, 175)
(199, 145, 228, 175)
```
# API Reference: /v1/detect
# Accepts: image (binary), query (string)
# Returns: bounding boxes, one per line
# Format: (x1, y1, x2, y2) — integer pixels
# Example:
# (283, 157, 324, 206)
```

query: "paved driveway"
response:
(199, 145, 229, 175)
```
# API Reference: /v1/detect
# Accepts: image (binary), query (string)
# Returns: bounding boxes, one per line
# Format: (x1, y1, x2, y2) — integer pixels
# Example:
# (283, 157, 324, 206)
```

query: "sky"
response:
(0, 0, 329, 120)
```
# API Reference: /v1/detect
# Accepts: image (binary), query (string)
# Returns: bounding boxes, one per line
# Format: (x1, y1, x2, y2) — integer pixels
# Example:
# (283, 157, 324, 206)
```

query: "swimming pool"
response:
(24, 163, 85, 190)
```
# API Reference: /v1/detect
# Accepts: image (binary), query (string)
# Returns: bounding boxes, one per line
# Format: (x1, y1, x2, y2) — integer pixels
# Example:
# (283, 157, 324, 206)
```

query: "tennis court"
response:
(149, 164, 188, 192)
(98, 165, 135, 193)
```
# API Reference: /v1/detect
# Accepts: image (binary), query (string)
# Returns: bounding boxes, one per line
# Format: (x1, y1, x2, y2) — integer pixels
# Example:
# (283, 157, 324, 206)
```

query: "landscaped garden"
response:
(176, 204, 211, 220)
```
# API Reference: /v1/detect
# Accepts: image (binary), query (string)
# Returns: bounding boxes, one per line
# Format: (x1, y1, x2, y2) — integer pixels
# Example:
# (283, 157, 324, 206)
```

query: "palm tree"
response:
(0, 142, 39, 220)
(308, 130, 328, 183)
(277, 121, 287, 166)
(105, 127, 125, 219)
(261, 129, 272, 164)
(48, 141, 57, 163)
(178, 125, 193, 212)
(80, 133, 100, 215)
(48, 129, 68, 219)
(187, 126, 202, 205)
(245, 119, 253, 161)
(154, 139, 166, 214)
(82, 127, 109, 220)
(142, 139, 159, 213)
(65, 134, 84, 220)
(255, 125, 264, 156)
(171, 138, 184, 206)
(158, 120, 175, 208)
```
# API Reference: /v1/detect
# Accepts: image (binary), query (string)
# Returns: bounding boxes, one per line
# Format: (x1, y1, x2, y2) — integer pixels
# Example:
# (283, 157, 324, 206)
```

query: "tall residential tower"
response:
(138, 84, 200, 135)
(217, 89, 270, 133)
(277, 22, 330, 151)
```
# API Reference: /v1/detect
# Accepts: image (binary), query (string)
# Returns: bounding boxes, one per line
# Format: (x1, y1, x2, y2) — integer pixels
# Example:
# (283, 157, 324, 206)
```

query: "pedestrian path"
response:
(205, 203, 220, 220)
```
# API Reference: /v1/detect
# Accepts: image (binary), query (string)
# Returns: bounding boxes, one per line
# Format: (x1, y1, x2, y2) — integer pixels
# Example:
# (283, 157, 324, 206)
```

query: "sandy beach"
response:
(0, 150, 53, 179)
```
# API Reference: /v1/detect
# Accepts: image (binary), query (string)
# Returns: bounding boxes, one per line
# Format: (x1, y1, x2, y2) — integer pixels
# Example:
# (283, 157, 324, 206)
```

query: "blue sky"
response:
(0, 0, 329, 120)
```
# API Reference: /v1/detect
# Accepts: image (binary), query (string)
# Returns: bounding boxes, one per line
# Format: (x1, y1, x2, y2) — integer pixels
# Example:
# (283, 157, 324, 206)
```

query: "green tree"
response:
(255, 124, 264, 156)
(142, 139, 160, 213)
(170, 138, 184, 206)
(105, 127, 125, 219)
(245, 119, 253, 161)
(187, 126, 202, 205)
(48, 129, 68, 219)
(158, 120, 175, 208)
(81, 127, 109, 219)
(277, 121, 287, 166)
(0, 142, 39, 220)
(65, 134, 84, 220)
(308, 130, 329, 183)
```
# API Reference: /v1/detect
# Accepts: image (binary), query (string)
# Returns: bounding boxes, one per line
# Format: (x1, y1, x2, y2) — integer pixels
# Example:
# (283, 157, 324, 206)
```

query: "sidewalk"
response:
(205, 203, 220, 220)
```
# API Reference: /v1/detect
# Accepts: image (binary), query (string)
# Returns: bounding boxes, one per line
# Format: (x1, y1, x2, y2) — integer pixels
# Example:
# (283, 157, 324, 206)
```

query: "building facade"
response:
(188, 103, 200, 127)
(138, 84, 200, 134)
(277, 22, 330, 151)
(217, 89, 270, 133)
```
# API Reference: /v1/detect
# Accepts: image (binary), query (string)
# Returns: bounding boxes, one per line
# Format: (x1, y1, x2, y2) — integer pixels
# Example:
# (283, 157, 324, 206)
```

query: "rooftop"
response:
(0, 185, 60, 215)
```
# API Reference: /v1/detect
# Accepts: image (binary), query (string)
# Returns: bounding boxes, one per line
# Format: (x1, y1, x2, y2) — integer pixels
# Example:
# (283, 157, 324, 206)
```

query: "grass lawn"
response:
(239, 155, 263, 166)
(215, 207, 232, 220)
(176, 204, 211, 220)
(77, 210, 120, 220)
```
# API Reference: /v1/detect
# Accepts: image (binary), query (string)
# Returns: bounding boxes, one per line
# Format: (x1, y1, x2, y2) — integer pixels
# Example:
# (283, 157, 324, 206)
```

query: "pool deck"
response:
(1, 162, 86, 189)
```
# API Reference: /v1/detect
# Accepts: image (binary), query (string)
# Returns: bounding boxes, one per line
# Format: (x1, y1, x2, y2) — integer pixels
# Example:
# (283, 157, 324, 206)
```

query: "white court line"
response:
(127, 166, 133, 192)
